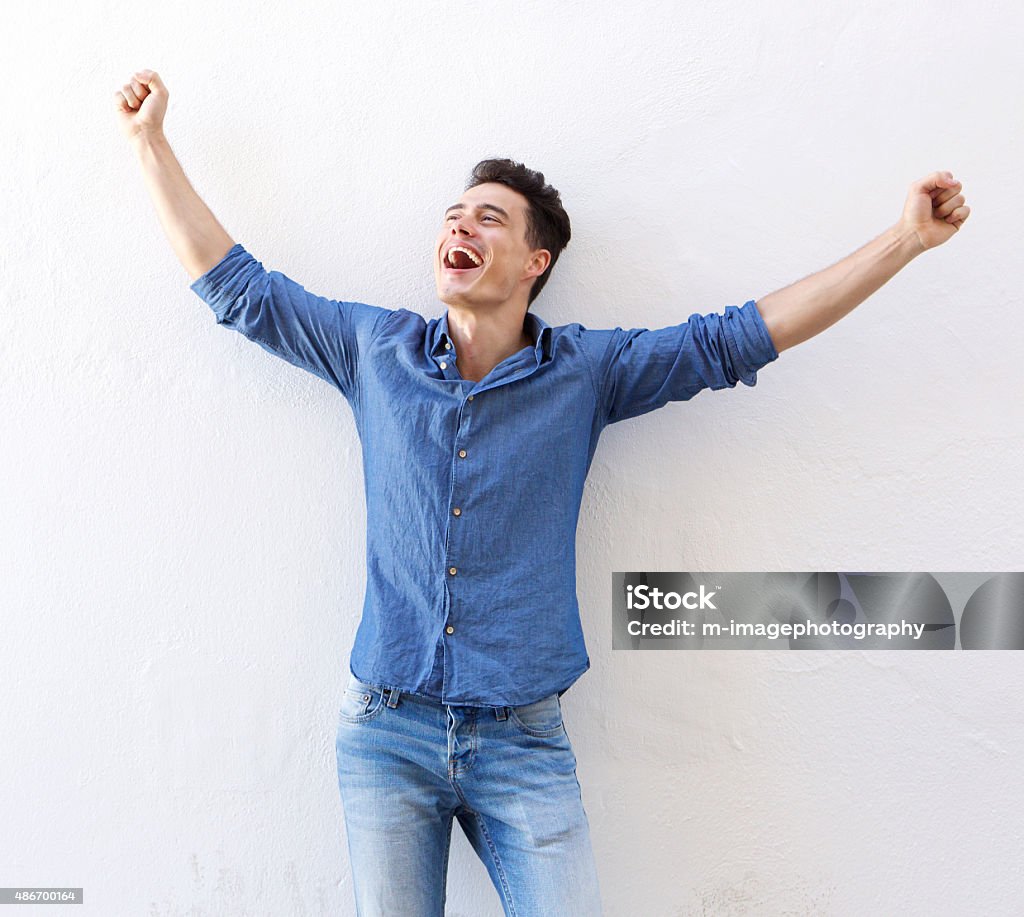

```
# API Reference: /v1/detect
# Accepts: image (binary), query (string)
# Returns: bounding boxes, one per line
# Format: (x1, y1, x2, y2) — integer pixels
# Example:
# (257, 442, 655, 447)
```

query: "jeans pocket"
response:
(338, 675, 387, 725)
(507, 693, 564, 737)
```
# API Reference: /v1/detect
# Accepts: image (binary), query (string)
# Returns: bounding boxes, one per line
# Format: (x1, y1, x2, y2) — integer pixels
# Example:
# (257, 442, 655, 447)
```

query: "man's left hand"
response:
(898, 170, 971, 253)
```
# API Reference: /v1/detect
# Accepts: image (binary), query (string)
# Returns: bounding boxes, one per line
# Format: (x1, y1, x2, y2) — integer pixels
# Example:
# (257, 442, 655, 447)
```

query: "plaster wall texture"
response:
(2, 1, 1021, 914)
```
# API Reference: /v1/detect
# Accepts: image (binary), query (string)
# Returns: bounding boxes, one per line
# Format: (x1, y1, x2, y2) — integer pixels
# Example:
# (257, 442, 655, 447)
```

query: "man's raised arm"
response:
(755, 171, 970, 353)
(115, 68, 393, 401)
(115, 68, 234, 282)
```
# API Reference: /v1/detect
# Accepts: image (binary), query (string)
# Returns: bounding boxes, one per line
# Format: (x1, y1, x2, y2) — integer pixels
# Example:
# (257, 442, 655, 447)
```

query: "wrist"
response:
(890, 221, 926, 260)
(131, 129, 168, 153)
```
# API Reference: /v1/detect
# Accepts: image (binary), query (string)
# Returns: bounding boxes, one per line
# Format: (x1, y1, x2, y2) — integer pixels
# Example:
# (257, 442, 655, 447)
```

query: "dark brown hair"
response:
(465, 158, 571, 308)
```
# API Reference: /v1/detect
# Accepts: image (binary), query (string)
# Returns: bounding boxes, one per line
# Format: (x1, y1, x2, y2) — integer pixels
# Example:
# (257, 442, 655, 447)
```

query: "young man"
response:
(117, 68, 969, 916)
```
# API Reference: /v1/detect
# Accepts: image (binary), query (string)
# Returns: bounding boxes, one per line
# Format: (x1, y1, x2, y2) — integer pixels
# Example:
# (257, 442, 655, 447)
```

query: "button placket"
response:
(435, 337, 455, 375)
(444, 386, 477, 642)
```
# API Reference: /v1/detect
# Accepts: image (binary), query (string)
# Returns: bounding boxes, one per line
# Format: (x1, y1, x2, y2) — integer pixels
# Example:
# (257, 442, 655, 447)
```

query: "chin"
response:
(437, 282, 472, 305)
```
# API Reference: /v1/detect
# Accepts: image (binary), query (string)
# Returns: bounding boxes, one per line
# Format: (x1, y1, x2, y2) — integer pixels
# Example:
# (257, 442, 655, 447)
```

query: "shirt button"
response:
(467, 395, 474, 401)
(445, 342, 452, 350)
(445, 625, 454, 634)
(449, 566, 457, 575)
(458, 449, 467, 458)
(453, 507, 461, 516)
(440, 361, 447, 369)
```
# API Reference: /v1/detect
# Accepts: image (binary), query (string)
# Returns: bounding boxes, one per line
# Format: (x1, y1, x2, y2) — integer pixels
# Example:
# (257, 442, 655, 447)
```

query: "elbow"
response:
(755, 300, 794, 354)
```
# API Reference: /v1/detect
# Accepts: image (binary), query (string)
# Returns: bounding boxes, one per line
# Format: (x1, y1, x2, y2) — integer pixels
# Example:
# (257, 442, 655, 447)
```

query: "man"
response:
(116, 68, 969, 916)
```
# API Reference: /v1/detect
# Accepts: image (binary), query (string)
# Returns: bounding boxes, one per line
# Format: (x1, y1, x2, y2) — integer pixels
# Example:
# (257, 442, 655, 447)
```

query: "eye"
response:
(444, 214, 500, 223)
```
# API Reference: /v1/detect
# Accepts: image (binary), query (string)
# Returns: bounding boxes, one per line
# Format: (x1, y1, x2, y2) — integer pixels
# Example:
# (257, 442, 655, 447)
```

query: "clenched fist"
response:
(114, 69, 168, 143)
(898, 170, 971, 252)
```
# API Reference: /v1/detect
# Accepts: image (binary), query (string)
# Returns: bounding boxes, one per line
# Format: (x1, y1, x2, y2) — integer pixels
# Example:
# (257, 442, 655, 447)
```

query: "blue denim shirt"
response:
(190, 243, 779, 706)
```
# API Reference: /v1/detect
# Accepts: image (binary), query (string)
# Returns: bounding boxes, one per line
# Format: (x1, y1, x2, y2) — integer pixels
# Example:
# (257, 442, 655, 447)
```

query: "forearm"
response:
(755, 224, 925, 353)
(132, 131, 235, 282)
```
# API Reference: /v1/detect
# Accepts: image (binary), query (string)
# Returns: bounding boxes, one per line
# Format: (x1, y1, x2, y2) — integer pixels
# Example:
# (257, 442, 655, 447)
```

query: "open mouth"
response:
(443, 246, 484, 274)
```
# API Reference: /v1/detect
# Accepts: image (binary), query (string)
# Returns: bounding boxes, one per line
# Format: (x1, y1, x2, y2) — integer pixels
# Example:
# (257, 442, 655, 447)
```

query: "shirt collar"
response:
(430, 309, 553, 365)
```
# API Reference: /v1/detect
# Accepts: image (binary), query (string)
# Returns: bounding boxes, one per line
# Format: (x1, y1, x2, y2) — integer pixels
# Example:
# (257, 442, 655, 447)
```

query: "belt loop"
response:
(494, 705, 509, 720)
(385, 687, 402, 708)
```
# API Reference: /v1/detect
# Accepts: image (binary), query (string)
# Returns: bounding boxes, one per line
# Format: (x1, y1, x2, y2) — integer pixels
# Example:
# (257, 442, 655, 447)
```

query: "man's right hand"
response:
(114, 69, 168, 144)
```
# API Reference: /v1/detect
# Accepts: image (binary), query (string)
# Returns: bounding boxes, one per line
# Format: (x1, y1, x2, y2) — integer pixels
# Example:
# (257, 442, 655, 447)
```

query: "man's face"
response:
(434, 182, 551, 312)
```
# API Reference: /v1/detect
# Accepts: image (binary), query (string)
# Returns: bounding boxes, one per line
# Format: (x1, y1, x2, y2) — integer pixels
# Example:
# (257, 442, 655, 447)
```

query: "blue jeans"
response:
(334, 673, 603, 916)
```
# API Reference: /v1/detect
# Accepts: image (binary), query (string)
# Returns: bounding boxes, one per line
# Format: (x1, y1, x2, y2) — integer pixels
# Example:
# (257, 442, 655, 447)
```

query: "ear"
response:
(528, 249, 551, 277)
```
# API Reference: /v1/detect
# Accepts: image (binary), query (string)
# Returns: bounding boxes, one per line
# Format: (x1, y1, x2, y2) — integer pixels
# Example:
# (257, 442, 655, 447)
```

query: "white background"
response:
(2, 0, 1022, 914)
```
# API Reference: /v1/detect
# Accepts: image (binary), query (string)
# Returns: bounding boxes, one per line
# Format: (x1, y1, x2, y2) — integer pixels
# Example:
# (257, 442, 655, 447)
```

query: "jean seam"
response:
(441, 814, 454, 912)
(473, 810, 517, 917)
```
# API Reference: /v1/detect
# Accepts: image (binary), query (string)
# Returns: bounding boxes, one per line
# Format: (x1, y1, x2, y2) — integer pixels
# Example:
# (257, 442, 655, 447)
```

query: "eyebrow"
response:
(444, 202, 511, 220)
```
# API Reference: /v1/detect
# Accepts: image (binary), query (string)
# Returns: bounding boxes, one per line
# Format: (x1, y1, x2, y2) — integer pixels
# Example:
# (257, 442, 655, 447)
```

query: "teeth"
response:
(446, 245, 483, 267)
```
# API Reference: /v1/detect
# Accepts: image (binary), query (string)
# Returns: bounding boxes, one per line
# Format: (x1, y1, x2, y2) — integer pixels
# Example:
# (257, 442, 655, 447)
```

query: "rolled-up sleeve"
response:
(189, 243, 393, 400)
(579, 299, 779, 426)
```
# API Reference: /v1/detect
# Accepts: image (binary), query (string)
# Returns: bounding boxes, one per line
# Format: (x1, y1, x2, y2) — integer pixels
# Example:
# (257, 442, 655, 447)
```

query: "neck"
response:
(446, 305, 533, 382)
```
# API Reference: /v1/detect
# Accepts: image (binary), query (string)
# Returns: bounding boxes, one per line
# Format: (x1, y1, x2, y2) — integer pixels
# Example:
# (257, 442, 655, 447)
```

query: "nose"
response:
(450, 215, 474, 237)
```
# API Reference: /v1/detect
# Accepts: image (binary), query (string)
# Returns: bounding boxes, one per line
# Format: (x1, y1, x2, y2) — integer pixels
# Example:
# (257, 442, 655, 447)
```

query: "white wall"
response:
(3, 0, 1022, 914)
